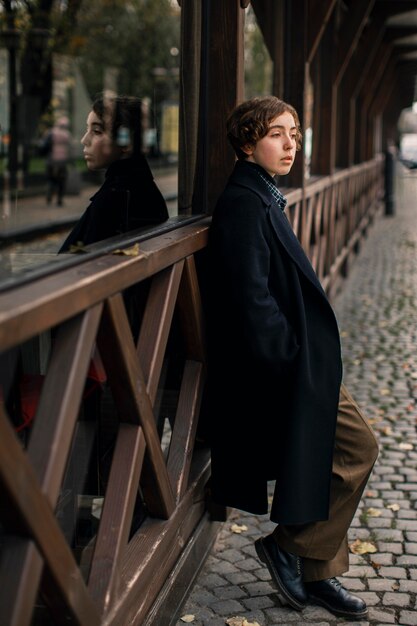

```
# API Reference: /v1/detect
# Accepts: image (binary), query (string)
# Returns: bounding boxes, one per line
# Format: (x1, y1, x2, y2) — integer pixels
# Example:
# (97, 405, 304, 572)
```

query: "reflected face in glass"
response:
(81, 110, 124, 171)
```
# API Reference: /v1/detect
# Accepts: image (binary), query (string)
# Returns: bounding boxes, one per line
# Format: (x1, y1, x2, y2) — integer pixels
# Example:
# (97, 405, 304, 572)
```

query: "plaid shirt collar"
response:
(256, 169, 287, 212)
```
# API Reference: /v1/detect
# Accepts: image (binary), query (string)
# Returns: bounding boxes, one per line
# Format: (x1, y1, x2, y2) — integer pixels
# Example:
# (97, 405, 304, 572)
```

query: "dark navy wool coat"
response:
(205, 160, 343, 524)
(59, 154, 168, 252)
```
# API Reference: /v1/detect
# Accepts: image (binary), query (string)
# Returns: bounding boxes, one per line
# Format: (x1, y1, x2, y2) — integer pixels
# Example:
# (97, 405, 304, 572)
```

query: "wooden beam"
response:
(205, 0, 245, 213)
(283, 0, 307, 187)
(338, 12, 386, 166)
(358, 42, 393, 160)
(310, 13, 336, 175)
(97, 294, 175, 519)
(0, 308, 102, 626)
(137, 262, 185, 405)
(334, 0, 376, 86)
(0, 406, 101, 626)
(307, 0, 337, 63)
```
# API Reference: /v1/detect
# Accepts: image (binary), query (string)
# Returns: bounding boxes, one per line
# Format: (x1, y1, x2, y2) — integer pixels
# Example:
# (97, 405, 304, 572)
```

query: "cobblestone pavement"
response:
(176, 168, 417, 626)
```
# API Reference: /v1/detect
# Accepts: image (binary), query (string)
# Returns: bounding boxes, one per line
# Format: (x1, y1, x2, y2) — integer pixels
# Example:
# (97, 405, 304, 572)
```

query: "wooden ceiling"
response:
(252, 0, 417, 110)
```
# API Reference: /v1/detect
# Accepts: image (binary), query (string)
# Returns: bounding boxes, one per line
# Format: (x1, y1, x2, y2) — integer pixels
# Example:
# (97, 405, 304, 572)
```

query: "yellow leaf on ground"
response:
(380, 388, 391, 396)
(230, 524, 248, 535)
(387, 503, 400, 511)
(349, 539, 378, 555)
(225, 618, 261, 626)
(379, 426, 393, 436)
(366, 508, 382, 517)
(398, 442, 413, 450)
(180, 615, 195, 623)
(230, 524, 248, 534)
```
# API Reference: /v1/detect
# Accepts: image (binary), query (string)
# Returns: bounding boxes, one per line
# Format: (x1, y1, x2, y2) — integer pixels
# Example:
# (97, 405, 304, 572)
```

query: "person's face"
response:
(80, 110, 124, 171)
(244, 111, 298, 177)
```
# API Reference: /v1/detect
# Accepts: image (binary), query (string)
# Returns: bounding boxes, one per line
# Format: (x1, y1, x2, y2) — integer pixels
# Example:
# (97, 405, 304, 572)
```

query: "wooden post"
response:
(199, 0, 245, 214)
(282, 0, 308, 189)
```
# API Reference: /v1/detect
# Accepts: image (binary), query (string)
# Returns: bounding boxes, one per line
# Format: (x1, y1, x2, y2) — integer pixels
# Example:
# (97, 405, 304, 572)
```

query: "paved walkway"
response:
(176, 166, 417, 626)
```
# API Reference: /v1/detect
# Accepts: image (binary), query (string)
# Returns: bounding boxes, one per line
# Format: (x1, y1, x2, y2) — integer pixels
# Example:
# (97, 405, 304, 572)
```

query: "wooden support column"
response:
(358, 42, 392, 161)
(310, 0, 375, 173)
(282, 0, 308, 188)
(178, 0, 202, 214)
(310, 13, 336, 176)
(338, 11, 386, 166)
(199, 0, 245, 214)
(367, 58, 396, 158)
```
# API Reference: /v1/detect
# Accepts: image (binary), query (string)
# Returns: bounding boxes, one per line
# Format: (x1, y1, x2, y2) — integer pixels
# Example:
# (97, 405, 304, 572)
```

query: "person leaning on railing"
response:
(205, 95, 379, 621)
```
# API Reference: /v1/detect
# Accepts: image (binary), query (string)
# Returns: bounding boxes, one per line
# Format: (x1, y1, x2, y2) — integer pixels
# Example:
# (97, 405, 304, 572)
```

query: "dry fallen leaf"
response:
(349, 539, 378, 555)
(398, 442, 413, 450)
(225, 618, 261, 626)
(379, 388, 391, 396)
(392, 581, 400, 591)
(230, 524, 248, 534)
(112, 243, 140, 256)
(180, 615, 195, 623)
(366, 508, 382, 517)
(379, 426, 393, 436)
(69, 241, 87, 253)
(386, 503, 400, 511)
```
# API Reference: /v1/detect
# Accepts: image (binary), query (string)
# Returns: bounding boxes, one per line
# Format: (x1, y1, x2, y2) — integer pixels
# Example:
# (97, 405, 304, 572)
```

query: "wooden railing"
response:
(0, 157, 384, 626)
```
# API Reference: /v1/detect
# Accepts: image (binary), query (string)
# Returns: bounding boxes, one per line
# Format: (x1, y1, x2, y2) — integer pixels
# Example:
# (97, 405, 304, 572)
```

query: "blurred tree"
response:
(0, 0, 179, 179)
(0, 0, 83, 180)
(0, 0, 83, 126)
(70, 0, 180, 102)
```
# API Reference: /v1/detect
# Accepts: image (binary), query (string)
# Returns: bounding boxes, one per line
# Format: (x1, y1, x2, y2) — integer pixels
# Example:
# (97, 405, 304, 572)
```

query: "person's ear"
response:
(242, 143, 254, 156)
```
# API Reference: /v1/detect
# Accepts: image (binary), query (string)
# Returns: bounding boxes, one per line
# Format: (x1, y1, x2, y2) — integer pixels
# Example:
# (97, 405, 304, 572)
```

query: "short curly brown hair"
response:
(227, 96, 302, 160)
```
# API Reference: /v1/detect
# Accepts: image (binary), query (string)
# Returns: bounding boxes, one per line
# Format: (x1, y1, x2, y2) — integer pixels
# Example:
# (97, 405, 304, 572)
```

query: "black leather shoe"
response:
(305, 577, 368, 619)
(255, 534, 307, 610)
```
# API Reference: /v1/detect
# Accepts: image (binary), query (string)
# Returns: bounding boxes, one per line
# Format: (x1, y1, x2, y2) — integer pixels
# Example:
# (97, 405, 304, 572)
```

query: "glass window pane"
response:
(0, 0, 180, 287)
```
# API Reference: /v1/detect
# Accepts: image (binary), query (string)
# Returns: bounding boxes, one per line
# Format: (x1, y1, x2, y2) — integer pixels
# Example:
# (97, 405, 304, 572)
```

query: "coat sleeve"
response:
(209, 193, 300, 372)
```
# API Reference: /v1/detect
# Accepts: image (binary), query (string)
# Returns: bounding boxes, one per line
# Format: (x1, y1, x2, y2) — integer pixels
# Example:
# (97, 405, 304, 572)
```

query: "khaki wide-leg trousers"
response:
(273, 383, 379, 582)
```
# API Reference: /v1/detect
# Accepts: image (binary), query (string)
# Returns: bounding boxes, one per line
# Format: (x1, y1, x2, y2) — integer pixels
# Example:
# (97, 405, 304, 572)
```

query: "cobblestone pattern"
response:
(176, 169, 417, 626)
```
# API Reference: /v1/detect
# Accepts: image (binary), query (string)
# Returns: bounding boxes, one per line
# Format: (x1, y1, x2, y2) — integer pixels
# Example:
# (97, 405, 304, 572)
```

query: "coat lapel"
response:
(230, 162, 326, 297)
(267, 205, 326, 296)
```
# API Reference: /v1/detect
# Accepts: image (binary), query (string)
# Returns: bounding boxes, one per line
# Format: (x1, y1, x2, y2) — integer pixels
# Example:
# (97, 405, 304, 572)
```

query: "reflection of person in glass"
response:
(59, 95, 169, 252)
(44, 116, 73, 207)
